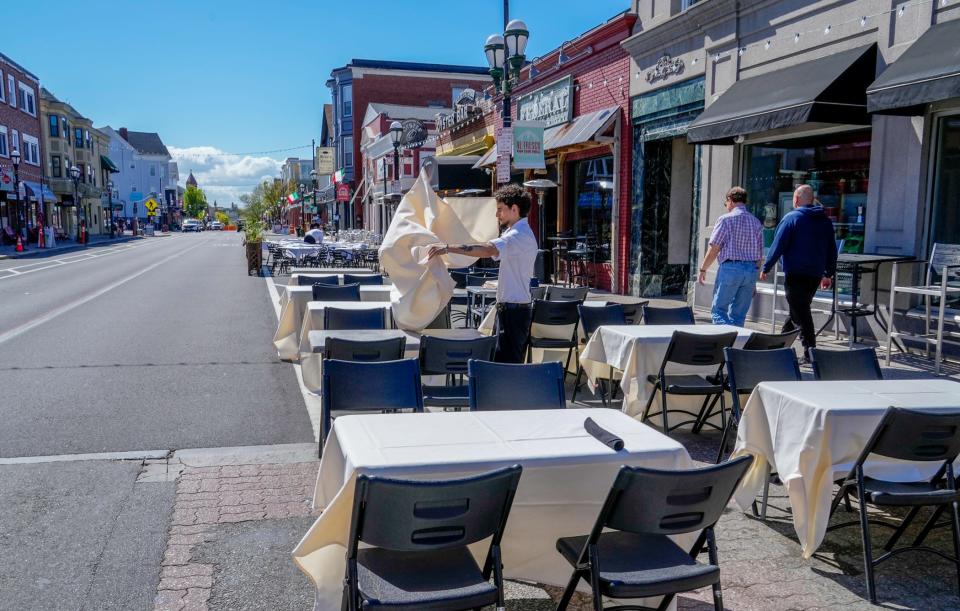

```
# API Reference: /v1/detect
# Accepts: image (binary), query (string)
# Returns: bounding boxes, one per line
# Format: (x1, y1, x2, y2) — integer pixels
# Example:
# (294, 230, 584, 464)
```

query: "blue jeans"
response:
(711, 261, 757, 327)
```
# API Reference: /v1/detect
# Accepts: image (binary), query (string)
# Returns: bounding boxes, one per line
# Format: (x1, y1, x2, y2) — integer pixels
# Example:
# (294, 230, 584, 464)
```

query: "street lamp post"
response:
(298, 182, 306, 236)
(69, 165, 82, 243)
(388, 121, 403, 226)
(107, 181, 115, 238)
(309, 170, 318, 229)
(10, 149, 22, 243)
(484, 19, 529, 174)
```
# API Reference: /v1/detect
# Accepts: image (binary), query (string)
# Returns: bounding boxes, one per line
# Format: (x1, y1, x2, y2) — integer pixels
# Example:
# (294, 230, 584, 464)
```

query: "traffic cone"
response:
(15, 235, 23, 252)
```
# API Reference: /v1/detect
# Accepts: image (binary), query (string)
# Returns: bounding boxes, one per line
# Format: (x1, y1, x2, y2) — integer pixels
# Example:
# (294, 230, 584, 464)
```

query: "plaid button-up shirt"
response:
(709, 206, 763, 263)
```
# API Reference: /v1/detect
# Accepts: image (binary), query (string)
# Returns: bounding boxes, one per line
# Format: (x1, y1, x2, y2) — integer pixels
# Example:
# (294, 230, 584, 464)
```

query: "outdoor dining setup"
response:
(269, 171, 960, 609)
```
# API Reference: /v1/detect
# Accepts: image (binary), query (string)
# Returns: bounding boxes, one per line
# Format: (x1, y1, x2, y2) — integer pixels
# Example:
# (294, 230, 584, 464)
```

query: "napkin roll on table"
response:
(584, 417, 624, 451)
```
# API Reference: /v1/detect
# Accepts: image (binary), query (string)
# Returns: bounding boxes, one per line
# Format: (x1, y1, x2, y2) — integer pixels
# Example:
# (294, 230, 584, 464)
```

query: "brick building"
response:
(478, 12, 637, 292)
(0, 52, 44, 243)
(326, 59, 490, 229)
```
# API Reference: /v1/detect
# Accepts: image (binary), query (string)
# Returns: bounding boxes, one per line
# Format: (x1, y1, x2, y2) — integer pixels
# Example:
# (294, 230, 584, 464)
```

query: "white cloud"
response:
(168, 146, 282, 206)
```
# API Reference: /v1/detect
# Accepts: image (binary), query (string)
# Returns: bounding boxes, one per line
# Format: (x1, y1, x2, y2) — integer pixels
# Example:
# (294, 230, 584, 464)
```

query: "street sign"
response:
(144, 197, 159, 213)
(336, 184, 350, 202)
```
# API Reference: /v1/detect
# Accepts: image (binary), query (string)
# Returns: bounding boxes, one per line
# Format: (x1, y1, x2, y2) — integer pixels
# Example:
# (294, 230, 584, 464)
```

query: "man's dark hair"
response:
(494, 183, 532, 217)
(726, 186, 747, 204)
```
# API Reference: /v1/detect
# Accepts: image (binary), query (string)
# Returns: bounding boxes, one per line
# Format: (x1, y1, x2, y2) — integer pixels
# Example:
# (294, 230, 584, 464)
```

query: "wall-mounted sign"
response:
(437, 88, 485, 132)
(512, 121, 545, 170)
(401, 119, 428, 149)
(645, 54, 685, 84)
(336, 184, 351, 202)
(316, 147, 335, 175)
(516, 75, 573, 129)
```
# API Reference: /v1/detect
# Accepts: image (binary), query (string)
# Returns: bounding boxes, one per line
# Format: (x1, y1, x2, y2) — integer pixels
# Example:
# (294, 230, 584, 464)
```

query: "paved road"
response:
(0, 232, 311, 457)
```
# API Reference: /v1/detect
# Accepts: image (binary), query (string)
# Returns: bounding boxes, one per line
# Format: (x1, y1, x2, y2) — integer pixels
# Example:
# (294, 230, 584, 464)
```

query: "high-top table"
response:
(292, 408, 692, 611)
(732, 378, 960, 557)
(579, 324, 753, 418)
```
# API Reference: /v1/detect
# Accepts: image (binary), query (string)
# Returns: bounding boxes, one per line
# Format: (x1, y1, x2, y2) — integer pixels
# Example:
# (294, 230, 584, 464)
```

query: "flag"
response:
(334, 169, 344, 184)
(287, 192, 300, 204)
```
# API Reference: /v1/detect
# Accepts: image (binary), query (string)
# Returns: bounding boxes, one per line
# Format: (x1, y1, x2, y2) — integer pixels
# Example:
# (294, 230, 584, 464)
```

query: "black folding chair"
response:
(344, 465, 523, 611)
(642, 305, 696, 325)
(826, 408, 960, 604)
(324, 336, 405, 363)
(545, 285, 589, 302)
(468, 360, 566, 411)
(526, 299, 581, 376)
(297, 274, 339, 286)
(811, 347, 883, 380)
(419, 335, 497, 410)
(742, 329, 800, 350)
(320, 359, 423, 449)
(641, 330, 738, 434)
(344, 273, 383, 285)
(323, 307, 387, 331)
(572, 304, 626, 406)
(312, 282, 361, 302)
(620, 301, 649, 325)
(554, 455, 754, 611)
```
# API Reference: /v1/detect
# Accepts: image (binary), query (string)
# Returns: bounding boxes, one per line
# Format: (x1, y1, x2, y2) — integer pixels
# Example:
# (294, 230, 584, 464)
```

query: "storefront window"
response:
(744, 130, 871, 255)
(929, 116, 960, 247)
(571, 155, 614, 262)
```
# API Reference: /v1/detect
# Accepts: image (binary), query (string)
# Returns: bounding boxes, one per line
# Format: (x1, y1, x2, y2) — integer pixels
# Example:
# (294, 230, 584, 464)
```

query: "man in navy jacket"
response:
(761, 184, 837, 358)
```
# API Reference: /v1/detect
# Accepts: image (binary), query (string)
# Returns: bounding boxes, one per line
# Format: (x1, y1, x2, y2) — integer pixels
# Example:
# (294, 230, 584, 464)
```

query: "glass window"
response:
(743, 130, 871, 255)
(929, 116, 960, 247)
(452, 86, 465, 105)
(77, 163, 86, 183)
(52, 155, 61, 178)
(49, 115, 59, 137)
(150, 165, 156, 176)
(342, 84, 352, 117)
(570, 155, 614, 263)
(0, 71, 4, 103)
(75, 128, 83, 149)
(85, 130, 91, 149)
(343, 136, 353, 167)
(0, 126, 7, 156)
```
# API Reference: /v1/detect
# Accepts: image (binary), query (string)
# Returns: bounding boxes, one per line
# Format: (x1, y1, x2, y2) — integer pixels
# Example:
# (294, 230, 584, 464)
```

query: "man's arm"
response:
(426, 242, 499, 260)
(761, 219, 791, 278)
(697, 244, 722, 285)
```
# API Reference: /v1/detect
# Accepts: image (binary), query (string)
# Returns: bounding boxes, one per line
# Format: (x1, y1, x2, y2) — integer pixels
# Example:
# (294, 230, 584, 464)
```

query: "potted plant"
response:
(243, 219, 265, 276)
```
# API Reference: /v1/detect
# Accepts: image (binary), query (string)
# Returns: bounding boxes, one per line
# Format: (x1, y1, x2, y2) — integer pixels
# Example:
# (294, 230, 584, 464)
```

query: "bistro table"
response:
(732, 378, 960, 557)
(272, 289, 392, 361)
(301, 327, 484, 394)
(288, 267, 378, 276)
(292, 408, 692, 610)
(287, 272, 388, 288)
(579, 324, 753, 418)
(296, 302, 394, 356)
(820, 253, 915, 347)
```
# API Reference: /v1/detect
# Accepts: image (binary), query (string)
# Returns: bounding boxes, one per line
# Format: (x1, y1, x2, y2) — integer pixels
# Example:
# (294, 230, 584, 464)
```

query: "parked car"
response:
(182, 219, 201, 232)
(210, 221, 224, 231)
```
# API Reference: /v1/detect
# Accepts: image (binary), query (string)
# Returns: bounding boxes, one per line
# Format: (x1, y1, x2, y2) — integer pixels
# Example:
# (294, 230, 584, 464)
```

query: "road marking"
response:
(0, 237, 179, 280)
(0, 240, 205, 347)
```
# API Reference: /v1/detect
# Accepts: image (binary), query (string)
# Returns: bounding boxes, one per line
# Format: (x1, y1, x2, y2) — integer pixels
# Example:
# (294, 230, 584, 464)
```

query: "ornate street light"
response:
(107, 180, 115, 238)
(10, 149, 22, 242)
(69, 164, 82, 242)
(389, 121, 403, 199)
(299, 182, 306, 236)
(309, 169, 318, 228)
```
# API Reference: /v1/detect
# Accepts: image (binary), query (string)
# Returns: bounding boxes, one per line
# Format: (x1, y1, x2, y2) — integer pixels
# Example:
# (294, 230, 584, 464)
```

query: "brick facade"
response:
(0, 53, 43, 235)
(496, 13, 636, 292)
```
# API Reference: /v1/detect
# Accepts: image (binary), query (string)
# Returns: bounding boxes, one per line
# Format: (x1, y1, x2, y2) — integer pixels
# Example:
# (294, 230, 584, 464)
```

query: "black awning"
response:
(431, 157, 490, 192)
(867, 19, 960, 115)
(688, 44, 877, 144)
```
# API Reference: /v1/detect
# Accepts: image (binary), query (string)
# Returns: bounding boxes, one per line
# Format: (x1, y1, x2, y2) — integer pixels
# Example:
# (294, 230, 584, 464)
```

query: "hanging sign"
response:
(336, 184, 351, 202)
(400, 120, 427, 149)
(512, 121, 545, 170)
(316, 147, 335, 175)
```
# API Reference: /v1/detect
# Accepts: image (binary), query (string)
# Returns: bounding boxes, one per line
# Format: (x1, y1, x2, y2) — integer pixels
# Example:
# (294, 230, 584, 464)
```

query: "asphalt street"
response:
(0, 231, 312, 610)
(0, 231, 311, 457)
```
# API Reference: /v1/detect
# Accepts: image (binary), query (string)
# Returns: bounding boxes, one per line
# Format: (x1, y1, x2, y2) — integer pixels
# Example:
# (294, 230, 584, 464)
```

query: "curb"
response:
(0, 235, 143, 260)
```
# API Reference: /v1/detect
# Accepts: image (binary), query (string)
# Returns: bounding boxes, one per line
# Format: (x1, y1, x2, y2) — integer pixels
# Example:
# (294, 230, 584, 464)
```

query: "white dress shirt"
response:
(490, 217, 538, 304)
(305, 228, 324, 243)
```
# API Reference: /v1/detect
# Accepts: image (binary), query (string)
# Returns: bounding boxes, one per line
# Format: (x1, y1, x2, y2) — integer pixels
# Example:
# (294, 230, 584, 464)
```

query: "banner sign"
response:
(336, 183, 351, 202)
(316, 147, 335, 175)
(511, 121, 545, 169)
(516, 75, 573, 128)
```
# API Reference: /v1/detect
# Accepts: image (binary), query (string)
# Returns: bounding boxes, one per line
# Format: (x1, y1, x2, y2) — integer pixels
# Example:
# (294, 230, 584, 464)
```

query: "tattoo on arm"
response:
(454, 244, 477, 253)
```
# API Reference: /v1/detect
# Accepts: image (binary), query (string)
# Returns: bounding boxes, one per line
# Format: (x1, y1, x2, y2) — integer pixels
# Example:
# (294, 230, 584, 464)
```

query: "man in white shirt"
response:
(304, 223, 324, 244)
(427, 184, 537, 362)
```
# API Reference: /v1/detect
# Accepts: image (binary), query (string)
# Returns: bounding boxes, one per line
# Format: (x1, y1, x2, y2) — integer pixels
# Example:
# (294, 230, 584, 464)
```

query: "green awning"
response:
(100, 155, 120, 173)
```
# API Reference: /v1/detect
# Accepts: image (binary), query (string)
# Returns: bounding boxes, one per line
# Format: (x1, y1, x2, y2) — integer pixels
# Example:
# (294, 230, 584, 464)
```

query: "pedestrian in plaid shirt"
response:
(697, 187, 763, 326)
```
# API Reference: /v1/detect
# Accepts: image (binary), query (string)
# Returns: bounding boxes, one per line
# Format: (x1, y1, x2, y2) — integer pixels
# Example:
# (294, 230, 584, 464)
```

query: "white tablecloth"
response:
(732, 378, 960, 557)
(295, 302, 394, 357)
(301, 329, 421, 393)
(579, 324, 753, 417)
(292, 408, 692, 609)
(289, 267, 378, 276)
(273, 289, 392, 360)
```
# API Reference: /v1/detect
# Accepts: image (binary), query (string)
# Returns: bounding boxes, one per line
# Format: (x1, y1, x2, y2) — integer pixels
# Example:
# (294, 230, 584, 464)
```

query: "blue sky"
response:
(4, 0, 630, 203)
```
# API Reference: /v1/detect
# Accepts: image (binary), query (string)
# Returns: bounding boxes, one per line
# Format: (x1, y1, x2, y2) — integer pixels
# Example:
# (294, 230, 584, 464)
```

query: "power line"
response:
(168, 144, 314, 160)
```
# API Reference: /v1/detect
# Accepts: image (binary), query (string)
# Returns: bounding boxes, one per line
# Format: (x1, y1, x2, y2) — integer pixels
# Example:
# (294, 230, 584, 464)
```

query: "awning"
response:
(23, 181, 59, 202)
(543, 106, 618, 151)
(100, 155, 120, 173)
(688, 44, 877, 144)
(430, 156, 489, 191)
(867, 19, 960, 115)
(473, 144, 498, 169)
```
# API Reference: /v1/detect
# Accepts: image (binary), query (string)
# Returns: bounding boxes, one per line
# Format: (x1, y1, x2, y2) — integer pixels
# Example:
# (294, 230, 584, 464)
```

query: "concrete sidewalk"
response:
(0, 233, 143, 259)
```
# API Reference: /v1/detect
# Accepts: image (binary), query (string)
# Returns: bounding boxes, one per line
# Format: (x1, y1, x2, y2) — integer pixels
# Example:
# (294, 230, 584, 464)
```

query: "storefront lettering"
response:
(645, 55, 685, 84)
(517, 76, 573, 128)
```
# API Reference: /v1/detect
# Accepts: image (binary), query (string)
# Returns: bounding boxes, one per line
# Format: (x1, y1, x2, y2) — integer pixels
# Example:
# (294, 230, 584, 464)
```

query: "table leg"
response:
(850, 264, 861, 347)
